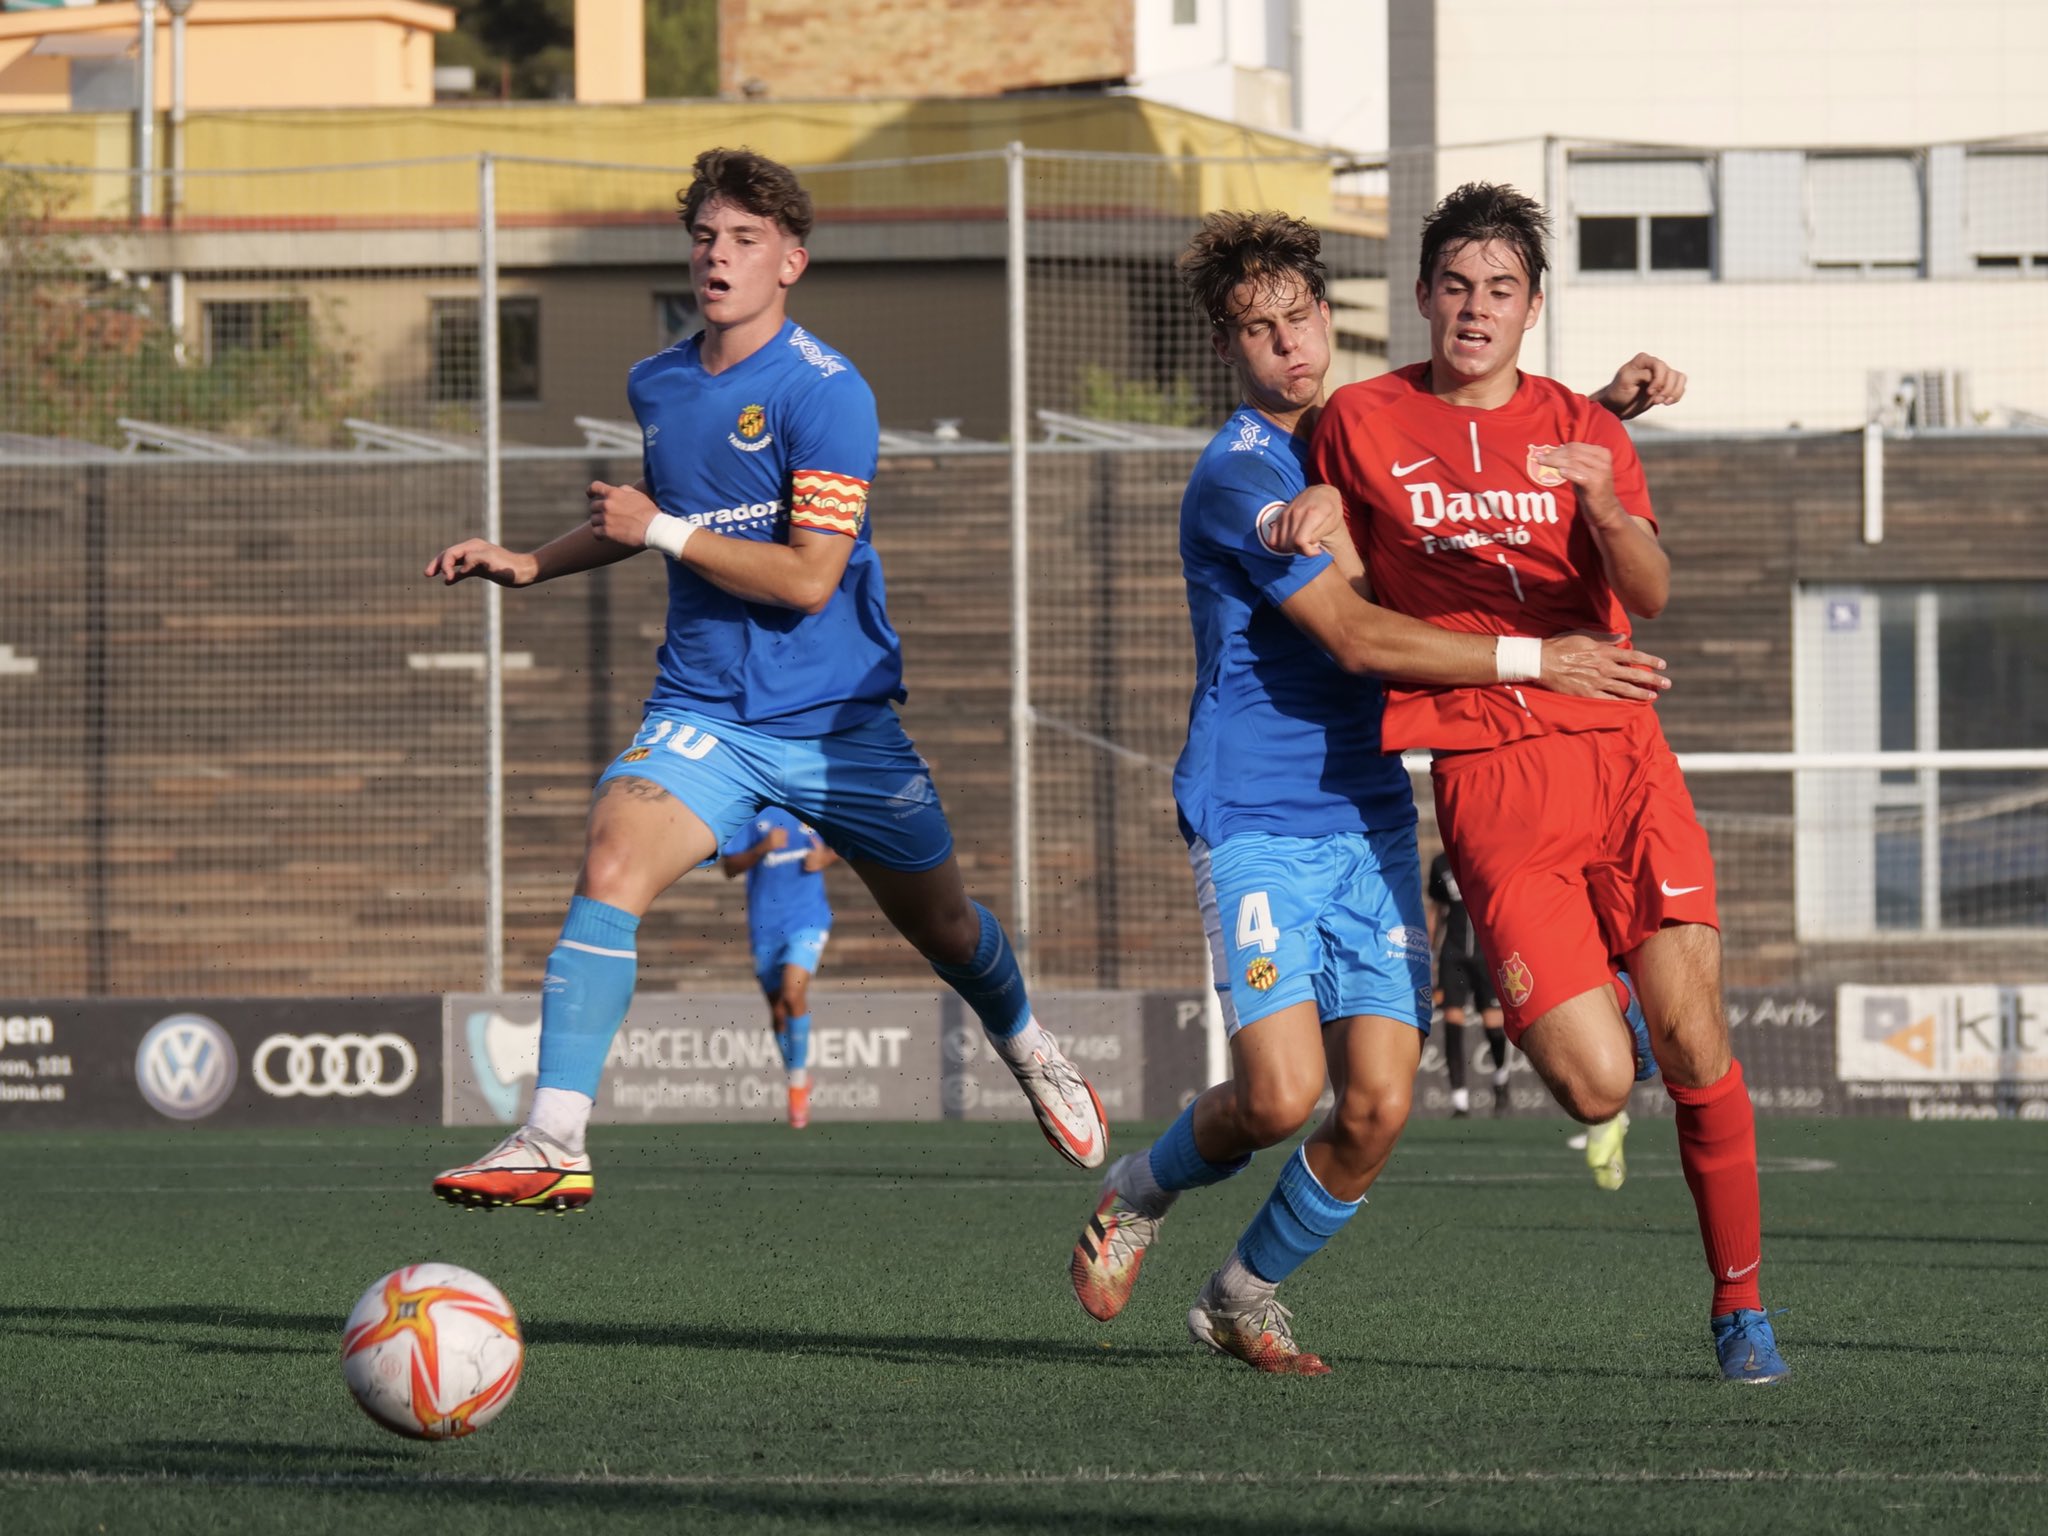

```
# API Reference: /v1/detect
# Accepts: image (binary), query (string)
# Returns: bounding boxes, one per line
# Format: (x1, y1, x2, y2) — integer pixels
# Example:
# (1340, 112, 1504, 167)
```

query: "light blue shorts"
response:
(752, 927, 830, 993)
(1191, 828, 1432, 1036)
(595, 706, 954, 872)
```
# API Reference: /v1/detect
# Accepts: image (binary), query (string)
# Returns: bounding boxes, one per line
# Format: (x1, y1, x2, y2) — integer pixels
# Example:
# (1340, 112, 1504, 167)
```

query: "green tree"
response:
(0, 171, 363, 448)
(645, 0, 718, 99)
(435, 0, 717, 101)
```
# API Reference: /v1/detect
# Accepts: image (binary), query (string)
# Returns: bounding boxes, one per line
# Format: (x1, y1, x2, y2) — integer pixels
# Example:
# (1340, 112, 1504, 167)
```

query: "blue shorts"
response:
(752, 927, 830, 993)
(595, 706, 954, 872)
(1190, 829, 1432, 1036)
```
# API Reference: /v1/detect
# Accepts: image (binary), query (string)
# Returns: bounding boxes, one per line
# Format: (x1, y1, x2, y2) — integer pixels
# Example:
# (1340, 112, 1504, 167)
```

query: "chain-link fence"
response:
(3, 143, 2045, 1005)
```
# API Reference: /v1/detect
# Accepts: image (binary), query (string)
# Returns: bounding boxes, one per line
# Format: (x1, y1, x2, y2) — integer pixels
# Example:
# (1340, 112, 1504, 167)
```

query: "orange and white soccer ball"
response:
(340, 1263, 524, 1439)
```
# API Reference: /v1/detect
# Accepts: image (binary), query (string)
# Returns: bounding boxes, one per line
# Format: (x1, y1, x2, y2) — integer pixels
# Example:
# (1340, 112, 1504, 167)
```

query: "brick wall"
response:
(718, 0, 1134, 99)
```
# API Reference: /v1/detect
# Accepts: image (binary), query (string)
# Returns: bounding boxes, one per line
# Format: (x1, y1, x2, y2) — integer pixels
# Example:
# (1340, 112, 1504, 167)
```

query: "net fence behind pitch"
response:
(0, 159, 487, 995)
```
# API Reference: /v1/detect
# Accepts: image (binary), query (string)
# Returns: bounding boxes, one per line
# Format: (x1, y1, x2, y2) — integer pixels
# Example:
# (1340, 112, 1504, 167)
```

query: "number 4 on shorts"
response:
(1235, 891, 1279, 954)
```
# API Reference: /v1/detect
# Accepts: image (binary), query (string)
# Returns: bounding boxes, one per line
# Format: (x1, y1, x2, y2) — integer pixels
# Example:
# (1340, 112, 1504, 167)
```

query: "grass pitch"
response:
(2, 1116, 2043, 1535)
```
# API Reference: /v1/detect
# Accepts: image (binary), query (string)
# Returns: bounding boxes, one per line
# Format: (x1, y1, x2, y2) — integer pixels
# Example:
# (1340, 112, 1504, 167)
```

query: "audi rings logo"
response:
(253, 1033, 418, 1099)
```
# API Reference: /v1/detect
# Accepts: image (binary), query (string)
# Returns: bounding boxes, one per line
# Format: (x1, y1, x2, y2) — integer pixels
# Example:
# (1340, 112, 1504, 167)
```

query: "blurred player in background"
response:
(424, 147, 1107, 1213)
(1068, 209, 1674, 1374)
(721, 806, 837, 1129)
(1426, 848, 1510, 1118)
(1280, 182, 1787, 1383)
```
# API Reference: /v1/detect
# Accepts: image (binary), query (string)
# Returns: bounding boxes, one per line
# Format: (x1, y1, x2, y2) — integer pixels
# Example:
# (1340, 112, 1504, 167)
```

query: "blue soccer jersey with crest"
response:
(629, 319, 904, 737)
(723, 805, 832, 949)
(1173, 406, 1414, 848)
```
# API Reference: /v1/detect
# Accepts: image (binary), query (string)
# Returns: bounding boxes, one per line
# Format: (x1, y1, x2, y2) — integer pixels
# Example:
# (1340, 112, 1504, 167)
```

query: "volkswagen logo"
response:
(252, 1033, 418, 1099)
(135, 1014, 239, 1121)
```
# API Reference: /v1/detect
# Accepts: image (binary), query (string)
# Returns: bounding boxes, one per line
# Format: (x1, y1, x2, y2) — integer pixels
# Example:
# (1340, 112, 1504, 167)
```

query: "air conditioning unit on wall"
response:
(1867, 369, 1971, 429)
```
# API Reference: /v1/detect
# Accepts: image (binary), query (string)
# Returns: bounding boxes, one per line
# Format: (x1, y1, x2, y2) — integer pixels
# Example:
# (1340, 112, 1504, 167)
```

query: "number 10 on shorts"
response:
(1235, 891, 1279, 954)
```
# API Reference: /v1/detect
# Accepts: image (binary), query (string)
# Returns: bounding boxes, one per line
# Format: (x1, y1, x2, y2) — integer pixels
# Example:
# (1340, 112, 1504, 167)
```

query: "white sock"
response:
(789, 1067, 810, 1090)
(988, 1016, 1053, 1067)
(1215, 1251, 1276, 1305)
(1116, 1149, 1178, 1219)
(1491, 1066, 1510, 1090)
(1450, 1087, 1471, 1113)
(527, 1086, 594, 1155)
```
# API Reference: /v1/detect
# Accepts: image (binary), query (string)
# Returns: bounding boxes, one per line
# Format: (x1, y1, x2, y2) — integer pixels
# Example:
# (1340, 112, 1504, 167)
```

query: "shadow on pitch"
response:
(0, 1446, 1468, 1536)
(0, 1301, 1190, 1371)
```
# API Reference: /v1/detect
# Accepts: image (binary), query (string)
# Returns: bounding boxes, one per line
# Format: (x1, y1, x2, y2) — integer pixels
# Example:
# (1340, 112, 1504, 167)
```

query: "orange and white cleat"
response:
(1005, 1034, 1108, 1169)
(432, 1127, 593, 1213)
(1186, 1273, 1331, 1375)
(1071, 1153, 1164, 1321)
(787, 1081, 812, 1130)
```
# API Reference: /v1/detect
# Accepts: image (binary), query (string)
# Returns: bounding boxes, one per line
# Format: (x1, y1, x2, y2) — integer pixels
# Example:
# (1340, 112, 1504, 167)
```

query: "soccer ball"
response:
(340, 1263, 524, 1439)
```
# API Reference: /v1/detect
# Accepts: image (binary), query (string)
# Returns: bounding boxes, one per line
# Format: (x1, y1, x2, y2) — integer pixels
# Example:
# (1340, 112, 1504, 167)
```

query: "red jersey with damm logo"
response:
(1310, 363, 1657, 752)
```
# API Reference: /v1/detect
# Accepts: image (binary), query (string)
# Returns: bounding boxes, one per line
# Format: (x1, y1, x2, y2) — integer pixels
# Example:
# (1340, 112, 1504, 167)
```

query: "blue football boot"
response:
(1712, 1308, 1791, 1384)
(1617, 970, 1658, 1082)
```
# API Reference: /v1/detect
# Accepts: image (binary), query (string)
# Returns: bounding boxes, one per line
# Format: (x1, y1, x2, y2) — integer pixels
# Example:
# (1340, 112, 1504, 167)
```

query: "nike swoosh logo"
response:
(1724, 1258, 1760, 1281)
(1661, 880, 1705, 897)
(1391, 456, 1437, 476)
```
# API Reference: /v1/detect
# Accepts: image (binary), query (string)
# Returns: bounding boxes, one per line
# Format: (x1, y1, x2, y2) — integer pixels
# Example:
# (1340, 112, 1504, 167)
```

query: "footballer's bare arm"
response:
(584, 478, 854, 613)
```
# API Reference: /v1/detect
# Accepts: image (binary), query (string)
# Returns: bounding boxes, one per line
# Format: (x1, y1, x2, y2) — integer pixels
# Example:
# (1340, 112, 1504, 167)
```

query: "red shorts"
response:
(1430, 709, 1719, 1041)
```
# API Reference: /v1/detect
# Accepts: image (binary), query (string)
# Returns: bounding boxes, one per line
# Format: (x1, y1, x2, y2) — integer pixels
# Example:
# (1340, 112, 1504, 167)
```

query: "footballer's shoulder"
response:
(1325, 367, 1421, 422)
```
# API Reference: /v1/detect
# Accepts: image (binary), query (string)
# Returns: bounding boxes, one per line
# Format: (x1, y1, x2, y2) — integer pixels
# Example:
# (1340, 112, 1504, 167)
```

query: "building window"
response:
(1806, 154, 1923, 275)
(1570, 158, 1713, 276)
(202, 299, 311, 361)
(654, 291, 700, 347)
(429, 295, 541, 404)
(1796, 583, 2048, 936)
(1966, 151, 2048, 275)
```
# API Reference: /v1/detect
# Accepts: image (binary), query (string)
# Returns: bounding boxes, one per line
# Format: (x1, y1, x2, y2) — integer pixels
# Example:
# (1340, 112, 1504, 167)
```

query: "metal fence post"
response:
(480, 153, 505, 995)
(1006, 139, 1033, 978)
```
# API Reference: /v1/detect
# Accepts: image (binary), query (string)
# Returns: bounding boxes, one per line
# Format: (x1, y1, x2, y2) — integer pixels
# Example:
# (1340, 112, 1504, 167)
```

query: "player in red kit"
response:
(1278, 183, 1788, 1384)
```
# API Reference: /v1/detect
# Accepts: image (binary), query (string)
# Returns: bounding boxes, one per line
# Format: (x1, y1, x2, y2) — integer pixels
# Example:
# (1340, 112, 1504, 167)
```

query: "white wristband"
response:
(1495, 635, 1543, 684)
(643, 513, 695, 560)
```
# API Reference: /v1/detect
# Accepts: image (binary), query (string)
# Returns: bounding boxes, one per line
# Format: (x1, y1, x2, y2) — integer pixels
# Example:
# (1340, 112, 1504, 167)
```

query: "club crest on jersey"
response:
(1498, 952, 1535, 1008)
(620, 747, 650, 762)
(1245, 957, 1279, 992)
(728, 405, 774, 453)
(1526, 445, 1567, 487)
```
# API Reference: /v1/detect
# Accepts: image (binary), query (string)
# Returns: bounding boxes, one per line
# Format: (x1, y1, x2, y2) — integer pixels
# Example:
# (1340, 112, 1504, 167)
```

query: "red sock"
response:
(1666, 1058, 1763, 1316)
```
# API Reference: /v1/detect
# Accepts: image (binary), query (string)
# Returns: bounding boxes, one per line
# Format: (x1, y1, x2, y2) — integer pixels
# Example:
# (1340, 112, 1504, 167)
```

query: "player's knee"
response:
(784, 979, 809, 1016)
(1556, 1079, 1630, 1125)
(1331, 1075, 1411, 1151)
(1237, 1077, 1321, 1147)
(577, 839, 645, 905)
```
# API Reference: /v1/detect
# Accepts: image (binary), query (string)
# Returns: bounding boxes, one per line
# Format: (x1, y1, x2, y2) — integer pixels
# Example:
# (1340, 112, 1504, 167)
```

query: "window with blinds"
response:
(1569, 158, 1714, 276)
(1965, 152, 2048, 275)
(1806, 154, 1923, 275)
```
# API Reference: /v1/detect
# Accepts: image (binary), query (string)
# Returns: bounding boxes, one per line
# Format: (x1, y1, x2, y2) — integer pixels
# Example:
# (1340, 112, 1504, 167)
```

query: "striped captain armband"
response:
(790, 469, 871, 537)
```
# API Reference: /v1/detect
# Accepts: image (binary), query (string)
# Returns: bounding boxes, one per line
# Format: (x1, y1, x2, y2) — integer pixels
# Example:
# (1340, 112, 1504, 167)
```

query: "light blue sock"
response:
(1148, 1098, 1252, 1192)
(930, 902, 1031, 1040)
(780, 1013, 812, 1074)
(1236, 1145, 1362, 1285)
(534, 895, 640, 1098)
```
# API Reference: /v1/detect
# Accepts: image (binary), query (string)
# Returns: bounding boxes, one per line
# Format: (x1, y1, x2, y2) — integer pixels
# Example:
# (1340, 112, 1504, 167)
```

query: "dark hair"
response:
(1175, 210, 1327, 326)
(677, 147, 814, 242)
(1418, 182, 1549, 293)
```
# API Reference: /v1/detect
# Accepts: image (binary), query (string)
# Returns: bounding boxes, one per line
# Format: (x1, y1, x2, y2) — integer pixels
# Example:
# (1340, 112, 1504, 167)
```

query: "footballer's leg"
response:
(777, 953, 817, 1129)
(796, 711, 1108, 1168)
(856, 853, 1107, 1168)
(434, 711, 753, 1212)
(1630, 922, 1784, 1381)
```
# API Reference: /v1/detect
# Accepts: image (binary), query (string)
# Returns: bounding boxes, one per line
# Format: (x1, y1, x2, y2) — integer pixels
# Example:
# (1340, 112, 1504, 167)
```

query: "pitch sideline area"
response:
(1, 1120, 2041, 1535)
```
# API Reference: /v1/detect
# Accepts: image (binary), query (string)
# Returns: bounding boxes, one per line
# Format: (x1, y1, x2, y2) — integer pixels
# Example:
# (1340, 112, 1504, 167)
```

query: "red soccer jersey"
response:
(1311, 363, 1658, 752)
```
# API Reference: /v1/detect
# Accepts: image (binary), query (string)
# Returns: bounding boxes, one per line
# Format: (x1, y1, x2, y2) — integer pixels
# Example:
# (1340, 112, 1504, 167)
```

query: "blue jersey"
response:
(724, 806, 833, 946)
(629, 320, 904, 737)
(1172, 407, 1414, 848)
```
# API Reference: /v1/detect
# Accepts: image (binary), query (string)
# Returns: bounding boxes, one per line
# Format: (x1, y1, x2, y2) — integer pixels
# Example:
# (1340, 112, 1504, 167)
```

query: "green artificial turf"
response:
(1, 1118, 2042, 1534)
